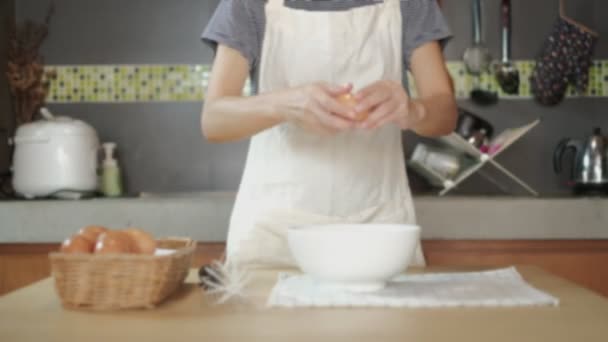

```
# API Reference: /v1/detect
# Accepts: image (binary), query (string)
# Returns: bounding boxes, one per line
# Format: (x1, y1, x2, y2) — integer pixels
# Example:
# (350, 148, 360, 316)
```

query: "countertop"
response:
(1, 192, 608, 242)
(1, 266, 607, 341)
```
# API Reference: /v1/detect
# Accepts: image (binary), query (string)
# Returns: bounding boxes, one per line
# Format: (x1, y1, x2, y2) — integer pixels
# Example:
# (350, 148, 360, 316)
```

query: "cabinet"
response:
(424, 240, 608, 297)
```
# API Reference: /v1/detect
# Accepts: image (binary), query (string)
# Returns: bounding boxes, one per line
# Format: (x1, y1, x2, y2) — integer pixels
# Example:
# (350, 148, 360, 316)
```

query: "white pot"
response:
(12, 116, 100, 199)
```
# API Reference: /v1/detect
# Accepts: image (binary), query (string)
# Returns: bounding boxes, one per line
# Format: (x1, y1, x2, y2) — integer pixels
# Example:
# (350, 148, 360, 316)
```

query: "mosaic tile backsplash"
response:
(44, 60, 608, 103)
(45, 65, 212, 103)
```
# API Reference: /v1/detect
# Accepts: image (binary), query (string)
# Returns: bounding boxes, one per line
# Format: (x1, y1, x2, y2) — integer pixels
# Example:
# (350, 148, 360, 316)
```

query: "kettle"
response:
(553, 128, 608, 193)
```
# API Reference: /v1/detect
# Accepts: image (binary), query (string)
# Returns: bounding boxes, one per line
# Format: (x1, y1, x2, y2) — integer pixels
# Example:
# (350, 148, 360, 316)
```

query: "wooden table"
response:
(1, 266, 607, 342)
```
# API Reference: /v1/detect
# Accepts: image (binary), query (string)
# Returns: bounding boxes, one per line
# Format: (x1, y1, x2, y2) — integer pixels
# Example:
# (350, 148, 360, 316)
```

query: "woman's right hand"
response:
(275, 82, 358, 135)
(203, 45, 359, 141)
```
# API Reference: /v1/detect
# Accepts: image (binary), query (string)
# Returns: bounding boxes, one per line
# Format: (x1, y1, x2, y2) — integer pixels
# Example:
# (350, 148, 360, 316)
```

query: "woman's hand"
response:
(349, 42, 458, 137)
(277, 82, 358, 135)
(353, 80, 426, 131)
(203, 45, 361, 142)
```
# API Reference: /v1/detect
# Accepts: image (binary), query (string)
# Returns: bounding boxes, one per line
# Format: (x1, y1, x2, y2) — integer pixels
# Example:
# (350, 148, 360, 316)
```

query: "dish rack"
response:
(408, 119, 541, 196)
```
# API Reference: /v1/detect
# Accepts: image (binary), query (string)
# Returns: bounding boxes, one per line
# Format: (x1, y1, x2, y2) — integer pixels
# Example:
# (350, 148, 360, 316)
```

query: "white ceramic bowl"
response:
(287, 224, 420, 292)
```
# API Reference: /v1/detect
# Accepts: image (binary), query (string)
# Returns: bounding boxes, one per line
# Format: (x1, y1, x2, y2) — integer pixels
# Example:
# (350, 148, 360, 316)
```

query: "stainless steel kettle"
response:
(554, 128, 608, 193)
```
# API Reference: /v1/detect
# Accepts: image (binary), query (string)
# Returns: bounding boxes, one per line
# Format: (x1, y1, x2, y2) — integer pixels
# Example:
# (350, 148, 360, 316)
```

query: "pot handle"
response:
(501, 0, 512, 62)
(553, 139, 581, 180)
(472, 0, 482, 44)
(40, 107, 54, 120)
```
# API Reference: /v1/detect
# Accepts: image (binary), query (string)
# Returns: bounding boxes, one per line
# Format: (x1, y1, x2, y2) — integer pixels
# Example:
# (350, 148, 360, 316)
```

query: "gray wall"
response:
(15, 0, 608, 197)
(431, 0, 608, 196)
(0, 0, 16, 176)
(17, 0, 234, 194)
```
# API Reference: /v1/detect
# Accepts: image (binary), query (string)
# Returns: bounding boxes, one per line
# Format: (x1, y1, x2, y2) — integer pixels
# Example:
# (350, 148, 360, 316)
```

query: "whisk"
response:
(199, 260, 252, 305)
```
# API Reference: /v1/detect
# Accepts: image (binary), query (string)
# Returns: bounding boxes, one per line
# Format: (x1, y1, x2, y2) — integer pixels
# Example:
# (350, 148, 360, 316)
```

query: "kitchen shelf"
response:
(408, 119, 541, 196)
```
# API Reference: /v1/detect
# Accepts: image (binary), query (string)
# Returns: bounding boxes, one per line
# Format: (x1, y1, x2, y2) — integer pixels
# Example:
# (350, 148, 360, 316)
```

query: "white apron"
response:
(226, 0, 425, 267)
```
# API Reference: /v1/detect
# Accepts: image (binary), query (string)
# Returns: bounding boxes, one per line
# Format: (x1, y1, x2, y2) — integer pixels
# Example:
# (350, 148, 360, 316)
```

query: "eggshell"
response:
(60, 235, 94, 254)
(78, 225, 109, 243)
(336, 93, 369, 121)
(94, 231, 133, 255)
(123, 228, 157, 255)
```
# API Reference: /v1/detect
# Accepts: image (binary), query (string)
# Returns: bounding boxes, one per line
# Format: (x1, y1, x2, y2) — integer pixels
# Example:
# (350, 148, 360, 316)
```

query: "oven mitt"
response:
(530, 16, 598, 106)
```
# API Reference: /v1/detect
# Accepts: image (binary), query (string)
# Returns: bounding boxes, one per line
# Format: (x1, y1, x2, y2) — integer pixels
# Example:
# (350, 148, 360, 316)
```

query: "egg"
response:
(60, 235, 94, 254)
(78, 225, 109, 243)
(123, 228, 157, 255)
(94, 231, 134, 255)
(336, 93, 369, 122)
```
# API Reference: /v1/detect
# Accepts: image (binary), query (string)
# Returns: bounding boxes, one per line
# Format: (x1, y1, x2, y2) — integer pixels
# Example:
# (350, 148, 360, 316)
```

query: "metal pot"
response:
(455, 109, 494, 148)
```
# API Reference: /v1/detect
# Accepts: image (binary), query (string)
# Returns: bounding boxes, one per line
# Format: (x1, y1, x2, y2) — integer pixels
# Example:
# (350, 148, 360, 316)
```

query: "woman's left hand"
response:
(353, 80, 426, 130)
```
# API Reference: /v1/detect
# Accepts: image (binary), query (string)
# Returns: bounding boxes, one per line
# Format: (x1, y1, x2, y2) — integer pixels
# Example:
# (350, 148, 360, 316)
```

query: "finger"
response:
(318, 111, 355, 131)
(360, 100, 398, 129)
(311, 101, 355, 131)
(316, 91, 356, 120)
(354, 87, 391, 115)
(296, 115, 336, 136)
(322, 82, 353, 97)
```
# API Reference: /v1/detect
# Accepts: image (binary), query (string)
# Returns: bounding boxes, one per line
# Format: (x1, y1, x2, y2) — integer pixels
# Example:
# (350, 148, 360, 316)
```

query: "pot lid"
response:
(15, 116, 98, 139)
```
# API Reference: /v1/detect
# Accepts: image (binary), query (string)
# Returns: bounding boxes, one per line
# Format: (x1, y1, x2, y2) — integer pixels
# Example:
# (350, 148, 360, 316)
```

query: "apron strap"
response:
(267, 0, 284, 10)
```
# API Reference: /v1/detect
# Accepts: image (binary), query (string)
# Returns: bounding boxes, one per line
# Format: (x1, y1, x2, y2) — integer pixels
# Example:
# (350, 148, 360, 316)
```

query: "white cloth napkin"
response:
(267, 267, 559, 308)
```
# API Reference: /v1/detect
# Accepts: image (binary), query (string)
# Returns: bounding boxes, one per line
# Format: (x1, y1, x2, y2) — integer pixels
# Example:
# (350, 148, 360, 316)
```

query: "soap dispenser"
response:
(101, 142, 123, 197)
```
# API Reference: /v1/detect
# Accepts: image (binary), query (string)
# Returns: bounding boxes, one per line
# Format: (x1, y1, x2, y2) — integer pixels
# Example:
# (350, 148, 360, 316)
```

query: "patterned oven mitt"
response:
(530, 8, 598, 106)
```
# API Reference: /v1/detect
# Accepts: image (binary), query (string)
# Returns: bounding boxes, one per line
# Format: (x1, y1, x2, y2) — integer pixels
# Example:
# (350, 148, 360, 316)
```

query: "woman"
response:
(201, 0, 457, 267)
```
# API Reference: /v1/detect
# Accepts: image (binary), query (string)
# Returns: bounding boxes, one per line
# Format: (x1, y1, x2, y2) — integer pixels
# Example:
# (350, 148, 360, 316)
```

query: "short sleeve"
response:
(402, 0, 453, 69)
(201, 0, 260, 69)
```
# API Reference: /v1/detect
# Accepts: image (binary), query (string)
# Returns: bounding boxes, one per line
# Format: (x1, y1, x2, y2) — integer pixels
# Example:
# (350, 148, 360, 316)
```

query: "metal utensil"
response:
(463, 0, 491, 75)
(465, 0, 498, 105)
(199, 261, 251, 304)
(455, 109, 494, 148)
(494, 0, 519, 94)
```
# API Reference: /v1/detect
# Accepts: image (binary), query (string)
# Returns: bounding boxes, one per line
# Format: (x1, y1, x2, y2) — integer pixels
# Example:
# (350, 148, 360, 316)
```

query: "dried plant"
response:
(6, 2, 55, 126)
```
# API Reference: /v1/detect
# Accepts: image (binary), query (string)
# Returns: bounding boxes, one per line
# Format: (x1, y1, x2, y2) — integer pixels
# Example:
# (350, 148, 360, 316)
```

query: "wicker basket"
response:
(49, 237, 195, 310)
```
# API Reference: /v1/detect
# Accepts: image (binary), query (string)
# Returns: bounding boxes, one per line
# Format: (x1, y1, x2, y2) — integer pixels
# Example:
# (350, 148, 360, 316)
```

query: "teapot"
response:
(554, 128, 608, 194)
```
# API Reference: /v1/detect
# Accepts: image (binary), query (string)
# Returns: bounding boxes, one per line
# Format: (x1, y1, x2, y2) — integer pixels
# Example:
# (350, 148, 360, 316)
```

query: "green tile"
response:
(43, 60, 608, 103)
